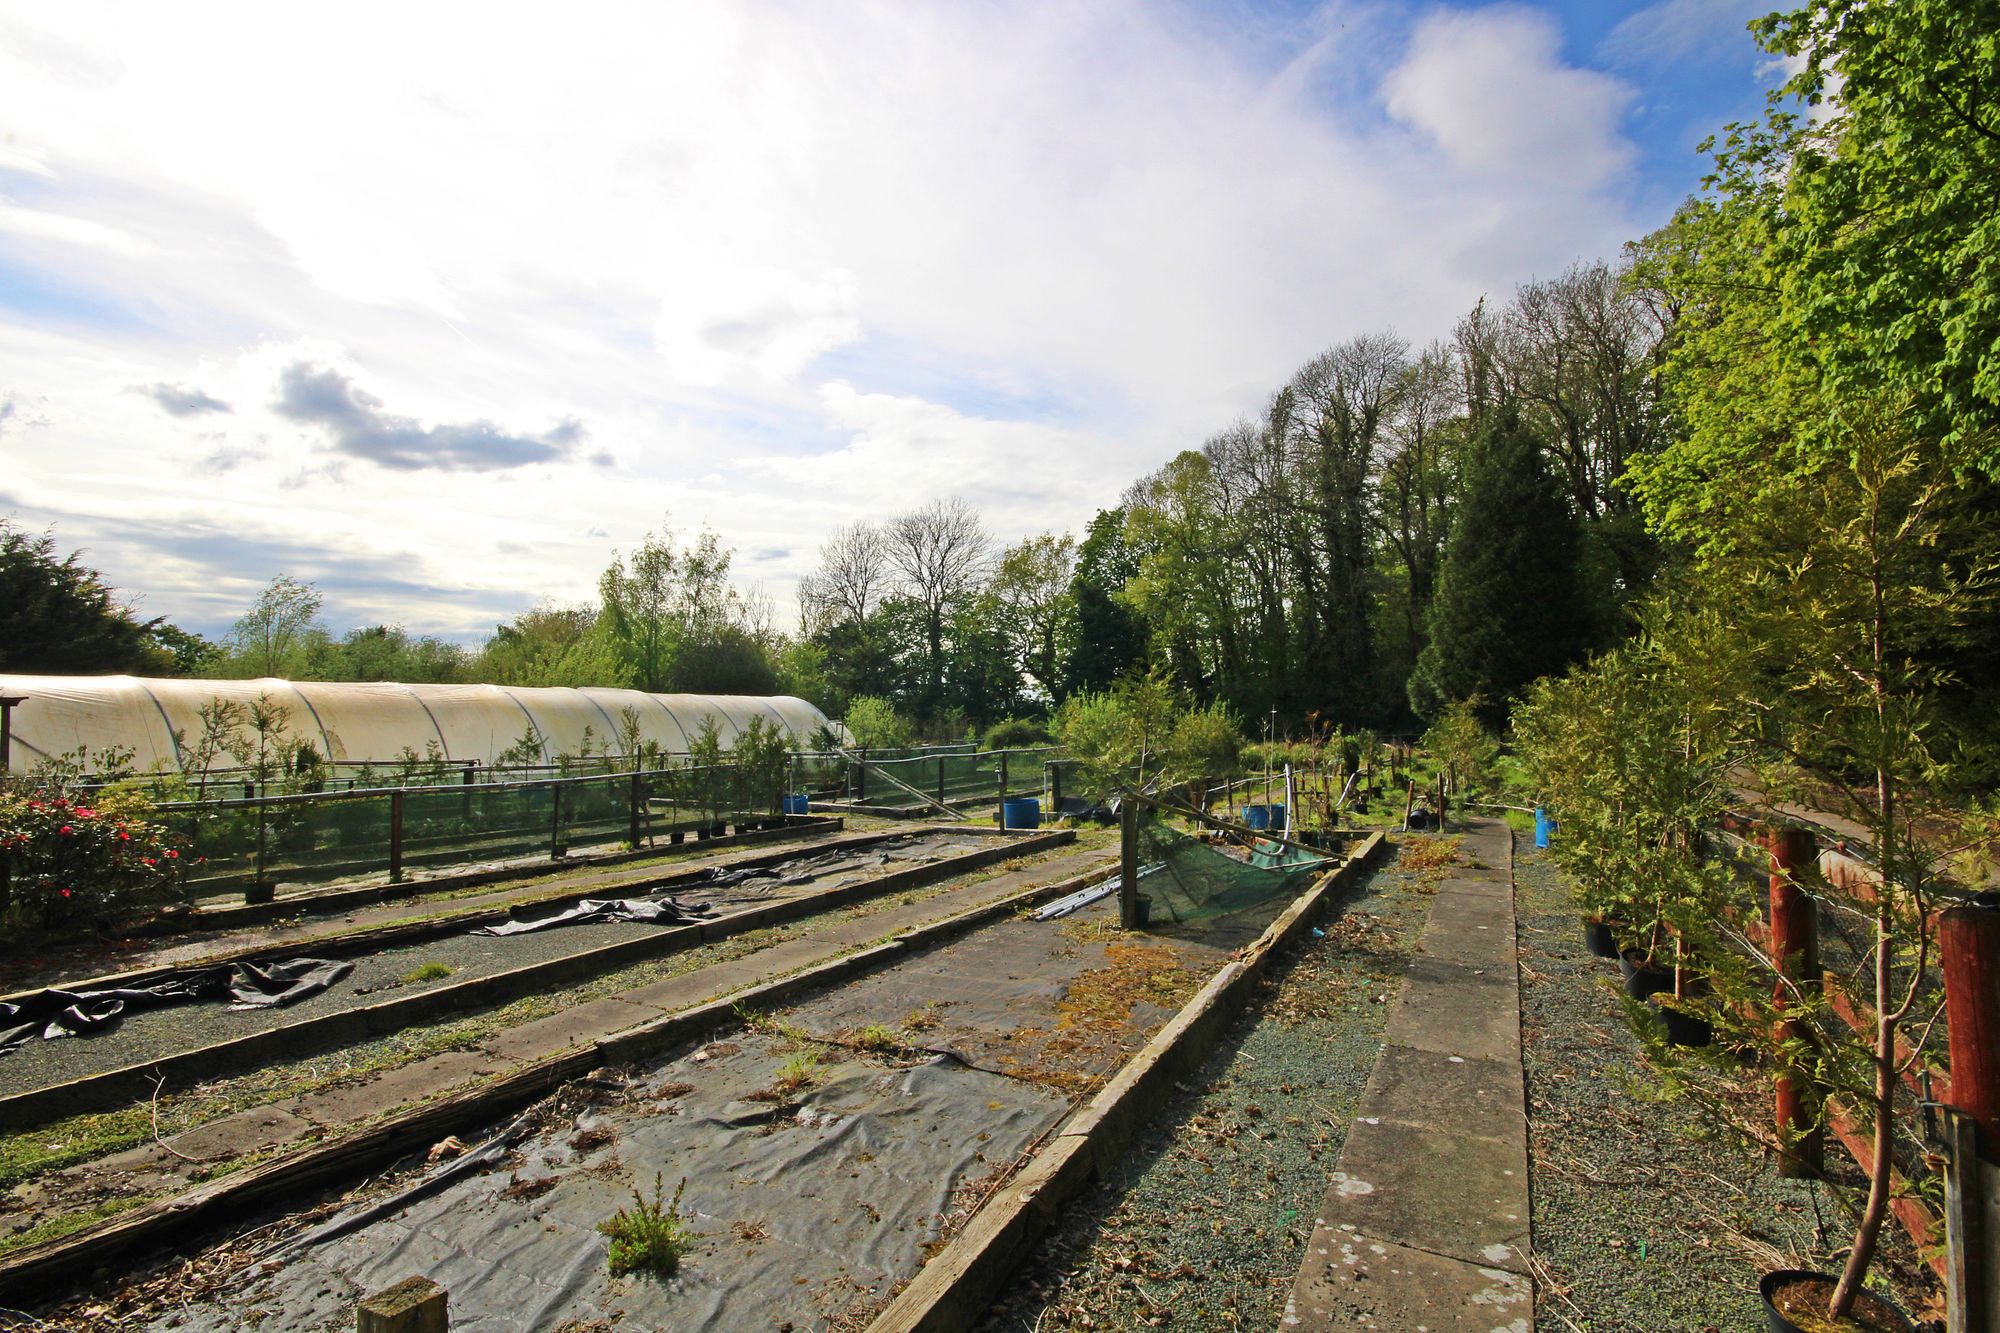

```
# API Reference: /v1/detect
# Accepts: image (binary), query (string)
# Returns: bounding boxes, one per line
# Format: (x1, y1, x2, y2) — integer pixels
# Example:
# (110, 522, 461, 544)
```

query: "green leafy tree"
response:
(1060, 508, 1149, 697)
(990, 532, 1076, 703)
(842, 696, 910, 751)
(225, 575, 325, 678)
(1409, 406, 1590, 721)
(475, 603, 622, 687)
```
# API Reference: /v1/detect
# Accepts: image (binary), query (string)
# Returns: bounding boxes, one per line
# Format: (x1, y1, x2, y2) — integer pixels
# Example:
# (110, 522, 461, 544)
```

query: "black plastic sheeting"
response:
(471, 896, 713, 937)
(0, 959, 354, 1055)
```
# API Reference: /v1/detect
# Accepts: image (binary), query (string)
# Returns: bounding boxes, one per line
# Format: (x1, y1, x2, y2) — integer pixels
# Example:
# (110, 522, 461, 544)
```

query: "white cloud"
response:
(1603, 0, 1767, 65)
(0, 0, 1670, 640)
(1382, 6, 1636, 191)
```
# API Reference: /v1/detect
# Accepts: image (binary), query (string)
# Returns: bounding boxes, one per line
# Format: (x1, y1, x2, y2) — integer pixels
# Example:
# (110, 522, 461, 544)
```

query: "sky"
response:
(0, 0, 1787, 647)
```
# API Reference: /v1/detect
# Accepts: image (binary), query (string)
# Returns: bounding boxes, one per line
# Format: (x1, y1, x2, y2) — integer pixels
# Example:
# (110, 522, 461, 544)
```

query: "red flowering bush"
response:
(0, 788, 191, 931)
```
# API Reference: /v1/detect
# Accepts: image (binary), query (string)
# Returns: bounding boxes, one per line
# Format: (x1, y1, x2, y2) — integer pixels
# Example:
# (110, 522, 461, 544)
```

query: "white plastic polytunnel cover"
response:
(0, 675, 833, 773)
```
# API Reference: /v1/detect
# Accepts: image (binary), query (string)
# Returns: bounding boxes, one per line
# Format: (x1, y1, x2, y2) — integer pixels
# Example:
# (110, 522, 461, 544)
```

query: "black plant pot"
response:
(1647, 995, 1713, 1048)
(1617, 948, 1674, 1000)
(1581, 917, 1619, 958)
(243, 881, 276, 906)
(1759, 1269, 1914, 1333)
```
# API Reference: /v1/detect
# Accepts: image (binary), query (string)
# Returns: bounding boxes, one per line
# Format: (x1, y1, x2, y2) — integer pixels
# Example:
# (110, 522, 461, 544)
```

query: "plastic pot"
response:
(1581, 917, 1619, 958)
(1132, 894, 1153, 928)
(1758, 1269, 1914, 1333)
(1617, 948, 1674, 1000)
(1646, 995, 1713, 1048)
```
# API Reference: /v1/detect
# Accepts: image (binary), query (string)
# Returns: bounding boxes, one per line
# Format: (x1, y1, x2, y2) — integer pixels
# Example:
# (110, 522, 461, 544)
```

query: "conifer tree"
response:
(1408, 406, 1588, 721)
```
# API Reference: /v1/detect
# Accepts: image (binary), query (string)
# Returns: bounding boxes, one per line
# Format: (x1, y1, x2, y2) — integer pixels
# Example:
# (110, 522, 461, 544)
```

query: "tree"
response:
(1754, 0, 2000, 454)
(475, 603, 622, 686)
(798, 522, 889, 635)
(842, 696, 910, 750)
(598, 519, 765, 693)
(226, 575, 325, 677)
(1409, 407, 1589, 721)
(1061, 508, 1149, 697)
(990, 532, 1076, 704)
(882, 497, 990, 717)
(0, 520, 170, 675)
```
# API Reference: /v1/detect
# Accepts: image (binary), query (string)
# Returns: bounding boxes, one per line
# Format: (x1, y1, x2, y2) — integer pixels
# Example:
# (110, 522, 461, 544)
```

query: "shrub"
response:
(0, 788, 190, 930)
(842, 696, 910, 750)
(982, 717, 1050, 750)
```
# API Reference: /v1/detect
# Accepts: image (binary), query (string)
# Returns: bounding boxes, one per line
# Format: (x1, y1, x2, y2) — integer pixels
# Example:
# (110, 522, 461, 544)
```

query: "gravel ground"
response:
(979, 843, 1437, 1332)
(0, 833, 989, 1097)
(1515, 835, 1941, 1332)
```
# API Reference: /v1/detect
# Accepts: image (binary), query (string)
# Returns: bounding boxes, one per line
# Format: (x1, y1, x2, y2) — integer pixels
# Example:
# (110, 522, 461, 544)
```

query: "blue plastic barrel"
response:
(1270, 803, 1287, 831)
(783, 793, 810, 816)
(1241, 804, 1271, 830)
(1002, 796, 1040, 829)
(1534, 807, 1554, 848)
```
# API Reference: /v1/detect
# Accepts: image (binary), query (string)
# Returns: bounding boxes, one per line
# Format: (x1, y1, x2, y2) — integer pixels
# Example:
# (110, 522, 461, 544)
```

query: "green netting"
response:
(855, 749, 1052, 810)
(1136, 815, 1330, 924)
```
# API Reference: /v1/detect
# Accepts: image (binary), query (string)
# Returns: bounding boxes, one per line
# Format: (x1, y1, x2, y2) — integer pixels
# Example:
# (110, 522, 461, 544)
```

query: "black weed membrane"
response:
(1134, 814, 1331, 926)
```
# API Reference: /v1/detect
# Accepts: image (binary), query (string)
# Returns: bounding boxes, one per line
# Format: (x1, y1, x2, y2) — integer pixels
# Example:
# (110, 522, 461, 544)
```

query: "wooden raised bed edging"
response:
(865, 830, 1389, 1333)
(0, 829, 1074, 1132)
(0, 853, 1119, 1305)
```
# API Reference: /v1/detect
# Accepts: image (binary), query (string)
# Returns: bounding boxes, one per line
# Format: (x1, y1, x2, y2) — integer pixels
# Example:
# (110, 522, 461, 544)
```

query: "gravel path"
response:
(0, 834, 989, 1097)
(979, 843, 1436, 1332)
(1515, 834, 1939, 1332)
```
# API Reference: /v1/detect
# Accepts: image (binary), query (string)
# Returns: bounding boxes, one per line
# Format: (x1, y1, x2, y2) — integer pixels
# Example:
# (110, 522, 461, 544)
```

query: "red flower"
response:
(59, 889, 71, 898)
(59, 825, 73, 836)
(166, 849, 179, 859)
(118, 831, 131, 841)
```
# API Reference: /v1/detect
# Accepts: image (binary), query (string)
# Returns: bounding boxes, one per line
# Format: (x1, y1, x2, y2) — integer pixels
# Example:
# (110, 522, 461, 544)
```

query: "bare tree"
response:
(798, 521, 888, 635)
(883, 497, 991, 710)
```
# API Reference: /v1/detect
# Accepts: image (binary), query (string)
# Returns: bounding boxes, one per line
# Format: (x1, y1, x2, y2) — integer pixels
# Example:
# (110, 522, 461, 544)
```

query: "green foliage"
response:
(842, 696, 910, 750)
(1753, 0, 2000, 453)
(1056, 671, 1241, 799)
(731, 716, 790, 815)
(400, 961, 454, 984)
(599, 1174, 696, 1279)
(1420, 699, 1499, 797)
(1409, 406, 1590, 722)
(225, 575, 325, 678)
(982, 717, 1051, 750)
(0, 519, 176, 675)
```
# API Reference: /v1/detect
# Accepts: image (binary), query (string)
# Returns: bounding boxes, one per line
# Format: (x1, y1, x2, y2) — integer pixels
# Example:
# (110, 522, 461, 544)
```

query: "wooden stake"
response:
(356, 1276, 447, 1333)
(1767, 826, 1823, 1177)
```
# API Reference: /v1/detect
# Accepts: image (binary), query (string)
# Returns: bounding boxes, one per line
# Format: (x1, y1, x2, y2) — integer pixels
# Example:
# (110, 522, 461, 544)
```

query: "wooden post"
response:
(388, 790, 405, 884)
(1119, 797, 1139, 930)
(549, 783, 565, 860)
(1435, 772, 1447, 831)
(855, 748, 867, 802)
(997, 753, 1009, 828)
(1767, 826, 1822, 1177)
(1403, 779, 1415, 834)
(937, 755, 947, 809)
(1942, 901, 2000, 1158)
(629, 770, 644, 849)
(0, 695, 25, 773)
(356, 1275, 448, 1333)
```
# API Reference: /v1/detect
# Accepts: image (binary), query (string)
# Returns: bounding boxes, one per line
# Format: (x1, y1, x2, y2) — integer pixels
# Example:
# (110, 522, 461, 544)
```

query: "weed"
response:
(901, 1003, 944, 1033)
(852, 1023, 900, 1051)
(400, 960, 455, 984)
(569, 1124, 618, 1154)
(772, 1049, 822, 1095)
(599, 1174, 696, 1278)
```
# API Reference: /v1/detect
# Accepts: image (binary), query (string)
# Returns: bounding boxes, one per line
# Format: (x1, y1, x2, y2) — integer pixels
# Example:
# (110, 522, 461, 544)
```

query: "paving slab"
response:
(1286, 1229, 1532, 1332)
(1418, 910, 1518, 970)
(164, 1105, 317, 1162)
(1382, 962, 1520, 1064)
(1303, 1115, 1530, 1268)
(1360, 1046, 1526, 1143)
(292, 1049, 517, 1125)
(477, 995, 657, 1062)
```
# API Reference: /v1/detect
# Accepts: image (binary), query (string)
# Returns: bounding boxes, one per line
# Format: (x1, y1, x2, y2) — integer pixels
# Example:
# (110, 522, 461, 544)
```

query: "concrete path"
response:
(1284, 817, 1533, 1332)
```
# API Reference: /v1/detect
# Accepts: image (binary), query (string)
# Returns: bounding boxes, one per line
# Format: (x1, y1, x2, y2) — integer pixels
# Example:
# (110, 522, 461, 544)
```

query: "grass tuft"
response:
(400, 961, 455, 984)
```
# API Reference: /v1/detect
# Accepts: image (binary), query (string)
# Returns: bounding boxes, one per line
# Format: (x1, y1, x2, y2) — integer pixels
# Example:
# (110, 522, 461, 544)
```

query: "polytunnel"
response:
(0, 675, 833, 774)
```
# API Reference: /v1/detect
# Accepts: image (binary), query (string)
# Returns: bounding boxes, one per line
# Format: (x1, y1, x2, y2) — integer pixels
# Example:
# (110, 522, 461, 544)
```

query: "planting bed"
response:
(0, 831, 994, 1106)
(1514, 836, 1940, 1332)
(17, 848, 1282, 1331)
